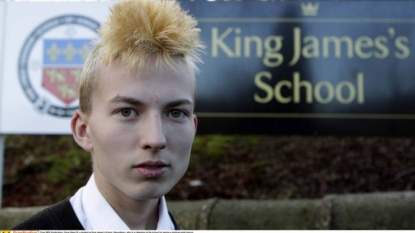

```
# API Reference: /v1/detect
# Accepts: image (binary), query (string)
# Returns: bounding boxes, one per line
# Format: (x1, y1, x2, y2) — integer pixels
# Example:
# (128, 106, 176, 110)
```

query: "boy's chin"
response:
(124, 185, 172, 201)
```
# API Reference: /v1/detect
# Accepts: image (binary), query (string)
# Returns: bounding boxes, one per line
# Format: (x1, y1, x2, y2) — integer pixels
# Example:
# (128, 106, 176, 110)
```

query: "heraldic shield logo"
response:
(43, 39, 89, 105)
(18, 15, 100, 117)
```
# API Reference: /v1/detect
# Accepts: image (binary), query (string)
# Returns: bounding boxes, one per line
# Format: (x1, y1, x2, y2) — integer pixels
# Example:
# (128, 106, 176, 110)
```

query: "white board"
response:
(0, 1, 112, 134)
(0, 2, 5, 134)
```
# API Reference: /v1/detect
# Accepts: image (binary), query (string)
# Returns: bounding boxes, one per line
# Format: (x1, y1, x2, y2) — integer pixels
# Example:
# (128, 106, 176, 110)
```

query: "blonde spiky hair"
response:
(79, 0, 204, 114)
(100, 0, 204, 71)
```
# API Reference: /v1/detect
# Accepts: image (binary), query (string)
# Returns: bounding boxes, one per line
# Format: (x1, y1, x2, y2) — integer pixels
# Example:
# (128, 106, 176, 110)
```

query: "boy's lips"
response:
(134, 160, 169, 178)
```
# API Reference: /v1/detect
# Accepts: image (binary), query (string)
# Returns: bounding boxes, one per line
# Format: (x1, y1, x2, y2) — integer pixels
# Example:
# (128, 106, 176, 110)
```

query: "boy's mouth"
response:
(134, 161, 168, 178)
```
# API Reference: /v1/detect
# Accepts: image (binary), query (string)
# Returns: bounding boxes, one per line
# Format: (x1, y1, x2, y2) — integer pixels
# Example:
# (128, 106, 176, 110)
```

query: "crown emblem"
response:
(301, 2, 319, 16)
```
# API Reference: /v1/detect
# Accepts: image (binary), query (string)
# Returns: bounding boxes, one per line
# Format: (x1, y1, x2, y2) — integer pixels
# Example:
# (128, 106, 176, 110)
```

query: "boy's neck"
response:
(94, 172, 160, 230)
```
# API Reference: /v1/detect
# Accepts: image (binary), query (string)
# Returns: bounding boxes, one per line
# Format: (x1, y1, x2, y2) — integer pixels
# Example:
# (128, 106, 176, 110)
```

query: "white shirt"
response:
(69, 175, 175, 230)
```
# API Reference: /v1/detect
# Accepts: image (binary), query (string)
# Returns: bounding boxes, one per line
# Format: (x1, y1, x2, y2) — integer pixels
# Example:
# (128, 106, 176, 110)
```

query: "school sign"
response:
(183, 1, 415, 136)
(0, 2, 111, 134)
(0, 1, 415, 135)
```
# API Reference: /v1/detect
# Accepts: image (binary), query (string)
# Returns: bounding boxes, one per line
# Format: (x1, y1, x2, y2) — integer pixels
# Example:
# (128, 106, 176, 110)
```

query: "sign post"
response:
(0, 136, 4, 208)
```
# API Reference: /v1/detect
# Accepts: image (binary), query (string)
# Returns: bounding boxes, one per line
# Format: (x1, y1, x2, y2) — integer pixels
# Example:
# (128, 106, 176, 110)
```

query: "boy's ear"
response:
(193, 114, 198, 135)
(71, 110, 93, 152)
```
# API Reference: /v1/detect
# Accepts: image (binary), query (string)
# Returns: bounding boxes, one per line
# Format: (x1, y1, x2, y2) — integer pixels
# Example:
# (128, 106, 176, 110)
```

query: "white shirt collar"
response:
(70, 175, 175, 230)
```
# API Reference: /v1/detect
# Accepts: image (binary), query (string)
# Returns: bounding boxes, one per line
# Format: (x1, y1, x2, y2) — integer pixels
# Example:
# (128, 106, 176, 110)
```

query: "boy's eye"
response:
(119, 109, 137, 117)
(168, 110, 186, 118)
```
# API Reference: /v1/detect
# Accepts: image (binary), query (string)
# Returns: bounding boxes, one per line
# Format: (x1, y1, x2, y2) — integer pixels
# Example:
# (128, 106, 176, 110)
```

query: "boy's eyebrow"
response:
(109, 95, 193, 107)
(109, 95, 144, 106)
(166, 99, 194, 108)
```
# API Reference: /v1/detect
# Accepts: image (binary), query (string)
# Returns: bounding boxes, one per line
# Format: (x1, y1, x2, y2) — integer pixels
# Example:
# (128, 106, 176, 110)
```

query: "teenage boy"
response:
(13, 0, 204, 230)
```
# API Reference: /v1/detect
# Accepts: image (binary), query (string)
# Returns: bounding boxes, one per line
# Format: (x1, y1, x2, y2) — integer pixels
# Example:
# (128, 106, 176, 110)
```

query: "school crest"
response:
(18, 15, 99, 117)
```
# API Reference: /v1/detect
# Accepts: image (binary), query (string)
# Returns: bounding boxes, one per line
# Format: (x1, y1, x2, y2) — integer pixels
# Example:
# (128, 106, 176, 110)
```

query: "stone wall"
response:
(1, 191, 414, 230)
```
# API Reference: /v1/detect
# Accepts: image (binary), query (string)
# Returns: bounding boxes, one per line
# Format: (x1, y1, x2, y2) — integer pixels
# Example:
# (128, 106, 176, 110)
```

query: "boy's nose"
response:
(139, 114, 167, 150)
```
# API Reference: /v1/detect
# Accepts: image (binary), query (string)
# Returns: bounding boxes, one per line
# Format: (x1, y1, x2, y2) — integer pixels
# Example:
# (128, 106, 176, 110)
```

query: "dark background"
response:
(3, 135, 415, 207)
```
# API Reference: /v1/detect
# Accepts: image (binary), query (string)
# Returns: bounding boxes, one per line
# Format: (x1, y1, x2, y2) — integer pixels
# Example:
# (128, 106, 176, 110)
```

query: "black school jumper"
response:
(12, 197, 180, 230)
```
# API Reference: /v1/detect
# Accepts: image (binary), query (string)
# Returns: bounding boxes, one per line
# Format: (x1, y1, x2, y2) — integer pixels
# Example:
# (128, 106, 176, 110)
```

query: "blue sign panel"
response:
(43, 39, 91, 66)
(180, 1, 415, 136)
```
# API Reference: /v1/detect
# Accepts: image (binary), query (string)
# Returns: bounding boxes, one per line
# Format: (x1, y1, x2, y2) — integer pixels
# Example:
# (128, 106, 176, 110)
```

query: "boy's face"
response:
(79, 58, 197, 200)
